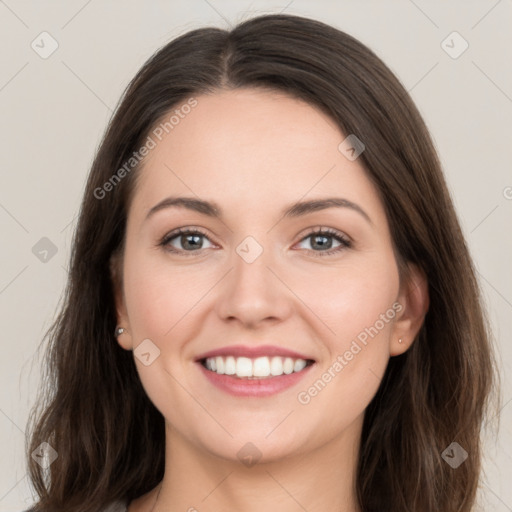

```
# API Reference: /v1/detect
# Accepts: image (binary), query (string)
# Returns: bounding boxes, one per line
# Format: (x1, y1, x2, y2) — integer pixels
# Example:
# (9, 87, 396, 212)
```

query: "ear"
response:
(110, 250, 133, 351)
(389, 263, 429, 356)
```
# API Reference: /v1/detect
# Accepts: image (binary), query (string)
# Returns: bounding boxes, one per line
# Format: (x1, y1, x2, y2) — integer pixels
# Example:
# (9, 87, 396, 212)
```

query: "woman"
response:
(25, 13, 497, 512)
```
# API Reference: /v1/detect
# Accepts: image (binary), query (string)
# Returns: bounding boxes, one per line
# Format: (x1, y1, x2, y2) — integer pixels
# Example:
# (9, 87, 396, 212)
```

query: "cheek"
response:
(123, 250, 210, 338)
(290, 255, 399, 422)
(121, 252, 204, 423)
(288, 254, 400, 347)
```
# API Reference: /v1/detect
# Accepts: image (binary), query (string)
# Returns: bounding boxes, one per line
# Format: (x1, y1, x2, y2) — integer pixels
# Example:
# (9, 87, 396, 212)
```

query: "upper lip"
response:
(195, 344, 315, 362)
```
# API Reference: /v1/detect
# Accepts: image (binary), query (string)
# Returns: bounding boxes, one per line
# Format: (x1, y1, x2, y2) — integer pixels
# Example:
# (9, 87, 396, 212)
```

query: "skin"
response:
(112, 88, 429, 512)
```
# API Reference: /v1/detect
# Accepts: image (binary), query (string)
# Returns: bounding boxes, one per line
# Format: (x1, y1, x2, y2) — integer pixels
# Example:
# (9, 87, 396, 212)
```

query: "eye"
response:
(158, 226, 351, 257)
(295, 227, 352, 257)
(159, 227, 214, 255)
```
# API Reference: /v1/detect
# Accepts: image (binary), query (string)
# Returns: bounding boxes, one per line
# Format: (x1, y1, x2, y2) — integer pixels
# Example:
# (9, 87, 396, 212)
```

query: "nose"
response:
(215, 240, 294, 329)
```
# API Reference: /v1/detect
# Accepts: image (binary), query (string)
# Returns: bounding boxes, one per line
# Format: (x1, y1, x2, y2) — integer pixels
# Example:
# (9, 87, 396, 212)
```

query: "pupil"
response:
(183, 234, 202, 250)
(312, 235, 331, 250)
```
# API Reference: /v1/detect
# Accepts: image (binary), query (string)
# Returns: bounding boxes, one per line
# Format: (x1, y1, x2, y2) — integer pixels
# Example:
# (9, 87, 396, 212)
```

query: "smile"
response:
(201, 355, 314, 379)
(197, 357, 316, 397)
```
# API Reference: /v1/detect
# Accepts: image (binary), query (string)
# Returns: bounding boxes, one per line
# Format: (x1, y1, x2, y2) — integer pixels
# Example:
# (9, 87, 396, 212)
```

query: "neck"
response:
(146, 417, 363, 512)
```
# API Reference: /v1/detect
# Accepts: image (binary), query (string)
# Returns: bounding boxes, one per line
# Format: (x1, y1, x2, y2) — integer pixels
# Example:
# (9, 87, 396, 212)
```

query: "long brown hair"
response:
(26, 13, 498, 511)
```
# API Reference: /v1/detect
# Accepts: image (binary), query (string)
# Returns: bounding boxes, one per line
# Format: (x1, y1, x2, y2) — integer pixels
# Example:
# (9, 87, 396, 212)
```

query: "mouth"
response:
(199, 355, 315, 379)
(194, 344, 317, 396)
(196, 350, 316, 397)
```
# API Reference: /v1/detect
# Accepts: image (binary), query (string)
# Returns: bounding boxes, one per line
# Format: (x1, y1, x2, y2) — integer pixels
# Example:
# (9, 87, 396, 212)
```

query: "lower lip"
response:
(197, 362, 315, 397)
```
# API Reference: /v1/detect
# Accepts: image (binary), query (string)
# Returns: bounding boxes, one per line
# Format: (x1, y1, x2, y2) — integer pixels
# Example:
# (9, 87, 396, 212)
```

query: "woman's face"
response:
(114, 88, 420, 463)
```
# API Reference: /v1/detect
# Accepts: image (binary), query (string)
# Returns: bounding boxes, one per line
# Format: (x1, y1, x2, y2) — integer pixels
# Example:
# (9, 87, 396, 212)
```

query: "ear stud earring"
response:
(115, 326, 126, 337)
(398, 338, 403, 343)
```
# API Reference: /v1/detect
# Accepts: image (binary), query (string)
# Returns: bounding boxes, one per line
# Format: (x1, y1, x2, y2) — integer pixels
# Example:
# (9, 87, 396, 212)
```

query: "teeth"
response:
(225, 356, 236, 375)
(236, 357, 252, 377)
(253, 357, 270, 377)
(203, 355, 311, 379)
(294, 359, 307, 372)
(215, 356, 224, 374)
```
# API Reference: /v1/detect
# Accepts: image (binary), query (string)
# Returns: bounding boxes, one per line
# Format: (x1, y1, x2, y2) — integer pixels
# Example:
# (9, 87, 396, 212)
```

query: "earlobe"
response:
(110, 251, 133, 351)
(115, 325, 133, 350)
(115, 326, 126, 337)
(113, 303, 134, 351)
(390, 263, 429, 356)
(112, 295, 133, 351)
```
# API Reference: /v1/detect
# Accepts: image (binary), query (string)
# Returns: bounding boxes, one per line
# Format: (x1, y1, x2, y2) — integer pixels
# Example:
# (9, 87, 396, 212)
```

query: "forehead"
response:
(130, 88, 383, 222)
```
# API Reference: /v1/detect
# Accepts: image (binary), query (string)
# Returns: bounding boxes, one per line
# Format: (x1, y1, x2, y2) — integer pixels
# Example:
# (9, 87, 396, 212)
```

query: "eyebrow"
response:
(145, 196, 372, 225)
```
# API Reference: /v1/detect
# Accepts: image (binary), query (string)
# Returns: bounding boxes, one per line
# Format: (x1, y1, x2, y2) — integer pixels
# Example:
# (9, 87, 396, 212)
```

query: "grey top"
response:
(25, 500, 129, 512)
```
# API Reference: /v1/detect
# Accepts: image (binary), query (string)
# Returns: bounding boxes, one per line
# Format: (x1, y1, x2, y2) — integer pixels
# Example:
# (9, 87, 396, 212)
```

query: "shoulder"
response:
(22, 500, 128, 512)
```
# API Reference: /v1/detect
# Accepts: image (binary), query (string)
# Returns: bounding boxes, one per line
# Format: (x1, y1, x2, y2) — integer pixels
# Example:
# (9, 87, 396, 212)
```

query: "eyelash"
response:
(158, 227, 352, 258)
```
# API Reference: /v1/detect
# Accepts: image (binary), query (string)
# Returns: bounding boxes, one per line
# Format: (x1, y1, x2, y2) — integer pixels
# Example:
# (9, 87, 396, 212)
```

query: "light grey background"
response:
(1, 1, 511, 510)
